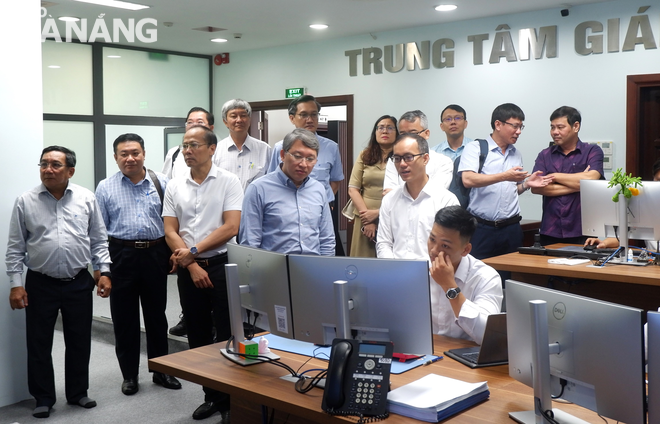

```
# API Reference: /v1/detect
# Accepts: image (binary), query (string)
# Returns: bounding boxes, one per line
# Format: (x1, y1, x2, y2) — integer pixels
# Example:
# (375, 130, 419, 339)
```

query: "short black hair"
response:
(41, 145, 76, 167)
(113, 133, 145, 154)
(186, 107, 214, 126)
(441, 104, 467, 120)
(186, 125, 218, 146)
(392, 133, 429, 154)
(288, 95, 322, 116)
(550, 106, 582, 127)
(491, 103, 525, 130)
(433, 205, 477, 243)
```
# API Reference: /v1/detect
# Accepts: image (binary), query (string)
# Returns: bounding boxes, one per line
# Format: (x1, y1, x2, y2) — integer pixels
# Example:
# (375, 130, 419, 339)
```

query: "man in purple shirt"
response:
(532, 106, 604, 245)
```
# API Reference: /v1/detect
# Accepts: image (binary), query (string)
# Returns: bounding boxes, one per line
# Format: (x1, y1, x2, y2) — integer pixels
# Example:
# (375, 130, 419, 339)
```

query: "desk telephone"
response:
(322, 339, 393, 419)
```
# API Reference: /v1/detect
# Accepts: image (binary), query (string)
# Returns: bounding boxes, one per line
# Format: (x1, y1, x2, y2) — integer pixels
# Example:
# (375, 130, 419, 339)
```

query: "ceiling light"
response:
(435, 4, 458, 12)
(48, 65, 61, 69)
(58, 16, 81, 22)
(310, 24, 328, 30)
(73, 0, 150, 11)
(107, 55, 121, 58)
(211, 38, 228, 43)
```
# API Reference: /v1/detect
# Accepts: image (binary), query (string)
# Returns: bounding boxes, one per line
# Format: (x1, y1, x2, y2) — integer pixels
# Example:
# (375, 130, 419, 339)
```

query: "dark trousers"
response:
(470, 222, 523, 286)
(177, 256, 230, 409)
(109, 241, 170, 379)
(25, 269, 94, 408)
(331, 200, 345, 256)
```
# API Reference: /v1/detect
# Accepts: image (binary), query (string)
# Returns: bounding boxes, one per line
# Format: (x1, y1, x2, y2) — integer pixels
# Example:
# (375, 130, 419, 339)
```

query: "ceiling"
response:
(41, 0, 613, 56)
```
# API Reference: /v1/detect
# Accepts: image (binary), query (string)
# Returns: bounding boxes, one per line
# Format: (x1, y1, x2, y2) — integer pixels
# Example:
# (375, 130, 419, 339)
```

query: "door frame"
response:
(626, 74, 660, 176)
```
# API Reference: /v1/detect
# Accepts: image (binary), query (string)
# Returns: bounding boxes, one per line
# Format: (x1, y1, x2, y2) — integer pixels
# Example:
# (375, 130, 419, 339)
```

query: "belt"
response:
(109, 236, 165, 249)
(194, 252, 228, 268)
(475, 214, 522, 228)
(33, 268, 86, 282)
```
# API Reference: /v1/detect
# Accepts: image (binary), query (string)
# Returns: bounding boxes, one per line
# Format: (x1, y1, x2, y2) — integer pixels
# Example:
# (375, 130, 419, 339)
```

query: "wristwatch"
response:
(446, 287, 461, 300)
(100, 272, 112, 279)
(190, 246, 198, 256)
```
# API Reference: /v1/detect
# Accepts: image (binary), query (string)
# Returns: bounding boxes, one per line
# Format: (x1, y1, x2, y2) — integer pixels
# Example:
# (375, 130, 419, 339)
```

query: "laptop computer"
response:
(444, 313, 508, 368)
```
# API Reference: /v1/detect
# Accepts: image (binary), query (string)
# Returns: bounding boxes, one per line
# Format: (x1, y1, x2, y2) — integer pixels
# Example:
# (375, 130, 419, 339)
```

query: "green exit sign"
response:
(285, 87, 305, 99)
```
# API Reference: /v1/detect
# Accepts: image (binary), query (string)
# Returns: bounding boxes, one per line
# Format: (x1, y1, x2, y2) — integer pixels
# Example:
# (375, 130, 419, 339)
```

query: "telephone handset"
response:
(322, 338, 393, 418)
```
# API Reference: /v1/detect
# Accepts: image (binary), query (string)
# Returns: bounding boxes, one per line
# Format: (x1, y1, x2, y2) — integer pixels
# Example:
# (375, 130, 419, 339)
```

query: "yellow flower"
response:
(630, 187, 640, 196)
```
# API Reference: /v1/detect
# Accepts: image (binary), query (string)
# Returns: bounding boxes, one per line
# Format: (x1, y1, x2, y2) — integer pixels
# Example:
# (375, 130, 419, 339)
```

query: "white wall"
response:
(0, 1, 42, 407)
(214, 0, 659, 220)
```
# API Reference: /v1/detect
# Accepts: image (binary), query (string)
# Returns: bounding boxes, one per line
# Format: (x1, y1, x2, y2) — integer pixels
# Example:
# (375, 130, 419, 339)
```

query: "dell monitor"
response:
(287, 255, 434, 356)
(506, 280, 645, 424)
(226, 243, 294, 339)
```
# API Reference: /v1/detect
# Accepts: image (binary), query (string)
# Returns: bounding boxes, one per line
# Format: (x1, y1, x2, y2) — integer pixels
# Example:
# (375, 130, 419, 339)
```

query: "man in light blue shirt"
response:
(458, 103, 553, 260)
(95, 133, 181, 397)
(266, 95, 345, 255)
(240, 128, 335, 256)
(432, 104, 473, 162)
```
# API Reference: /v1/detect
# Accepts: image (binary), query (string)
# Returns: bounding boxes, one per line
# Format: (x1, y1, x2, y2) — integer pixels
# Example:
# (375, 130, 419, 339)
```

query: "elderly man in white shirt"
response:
(214, 99, 271, 192)
(377, 133, 458, 260)
(427, 205, 503, 344)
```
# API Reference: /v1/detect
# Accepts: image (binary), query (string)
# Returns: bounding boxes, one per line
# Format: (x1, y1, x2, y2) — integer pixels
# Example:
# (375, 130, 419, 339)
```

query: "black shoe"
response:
(193, 401, 221, 420)
(121, 377, 139, 395)
(33, 406, 51, 418)
(67, 396, 97, 408)
(152, 372, 182, 390)
(218, 410, 230, 423)
(169, 314, 187, 337)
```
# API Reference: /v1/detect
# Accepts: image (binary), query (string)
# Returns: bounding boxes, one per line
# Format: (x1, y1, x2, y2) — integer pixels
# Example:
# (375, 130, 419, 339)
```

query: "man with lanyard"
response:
(6, 146, 111, 419)
(163, 125, 243, 422)
(95, 133, 181, 396)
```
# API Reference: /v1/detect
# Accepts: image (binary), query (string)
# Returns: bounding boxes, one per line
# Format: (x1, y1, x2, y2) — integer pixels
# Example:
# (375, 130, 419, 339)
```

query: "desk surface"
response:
(484, 244, 660, 287)
(149, 336, 606, 423)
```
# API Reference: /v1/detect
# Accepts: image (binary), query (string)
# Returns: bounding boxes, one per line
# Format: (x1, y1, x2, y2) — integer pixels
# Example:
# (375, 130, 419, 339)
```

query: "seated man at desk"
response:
(585, 158, 660, 251)
(427, 205, 503, 345)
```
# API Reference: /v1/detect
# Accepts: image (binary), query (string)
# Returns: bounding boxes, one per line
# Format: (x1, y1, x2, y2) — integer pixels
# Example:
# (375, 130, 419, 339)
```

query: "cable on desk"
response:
(223, 337, 298, 377)
(325, 408, 389, 424)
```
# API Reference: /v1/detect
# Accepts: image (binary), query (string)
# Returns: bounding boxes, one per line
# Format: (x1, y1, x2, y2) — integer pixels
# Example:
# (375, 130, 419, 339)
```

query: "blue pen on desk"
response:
(424, 356, 443, 365)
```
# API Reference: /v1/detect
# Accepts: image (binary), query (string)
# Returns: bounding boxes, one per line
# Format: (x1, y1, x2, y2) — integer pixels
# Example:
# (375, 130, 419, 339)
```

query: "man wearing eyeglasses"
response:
(432, 104, 473, 162)
(266, 95, 344, 255)
(162, 107, 215, 179)
(383, 110, 453, 195)
(458, 103, 553, 260)
(239, 128, 335, 256)
(163, 125, 243, 422)
(377, 134, 459, 260)
(6, 146, 111, 418)
(531, 106, 603, 246)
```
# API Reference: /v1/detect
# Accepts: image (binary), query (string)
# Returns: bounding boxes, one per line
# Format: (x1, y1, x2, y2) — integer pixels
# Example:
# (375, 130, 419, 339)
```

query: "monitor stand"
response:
(508, 300, 589, 424)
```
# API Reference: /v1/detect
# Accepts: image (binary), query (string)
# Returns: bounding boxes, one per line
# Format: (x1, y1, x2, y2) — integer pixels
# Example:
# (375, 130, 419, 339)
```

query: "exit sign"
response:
(285, 87, 305, 99)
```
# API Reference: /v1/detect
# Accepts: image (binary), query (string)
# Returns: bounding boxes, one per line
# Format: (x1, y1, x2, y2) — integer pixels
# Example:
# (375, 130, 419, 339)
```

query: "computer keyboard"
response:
(461, 351, 480, 363)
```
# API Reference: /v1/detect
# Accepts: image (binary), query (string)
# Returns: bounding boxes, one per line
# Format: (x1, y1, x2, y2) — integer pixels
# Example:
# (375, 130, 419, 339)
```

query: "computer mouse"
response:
(584, 244, 596, 252)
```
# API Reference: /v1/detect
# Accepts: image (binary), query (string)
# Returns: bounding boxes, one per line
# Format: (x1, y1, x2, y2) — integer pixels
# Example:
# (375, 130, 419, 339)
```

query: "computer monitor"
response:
(226, 244, 294, 339)
(581, 179, 660, 241)
(287, 255, 434, 356)
(506, 280, 646, 424)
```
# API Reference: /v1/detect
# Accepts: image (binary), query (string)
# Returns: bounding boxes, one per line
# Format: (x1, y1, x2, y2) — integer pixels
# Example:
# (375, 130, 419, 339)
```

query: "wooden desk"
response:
(484, 244, 660, 311)
(149, 336, 606, 423)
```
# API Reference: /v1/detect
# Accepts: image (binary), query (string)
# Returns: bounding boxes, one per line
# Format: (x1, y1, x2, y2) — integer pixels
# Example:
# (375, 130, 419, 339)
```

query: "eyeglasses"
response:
(442, 116, 465, 123)
(286, 151, 317, 164)
(296, 113, 319, 120)
(38, 161, 65, 170)
(185, 120, 208, 127)
(391, 153, 425, 164)
(180, 143, 208, 150)
(400, 129, 427, 135)
(376, 125, 396, 132)
(502, 121, 525, 131)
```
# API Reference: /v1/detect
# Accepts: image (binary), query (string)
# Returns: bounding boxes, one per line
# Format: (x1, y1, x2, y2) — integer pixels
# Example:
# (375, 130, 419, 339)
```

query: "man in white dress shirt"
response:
(383, 110, 453, 195)
(215, 99, 271, 192)
(427, 205, 502, 344)
(377, 134, 459, 260)
(162, 107, 215, 179)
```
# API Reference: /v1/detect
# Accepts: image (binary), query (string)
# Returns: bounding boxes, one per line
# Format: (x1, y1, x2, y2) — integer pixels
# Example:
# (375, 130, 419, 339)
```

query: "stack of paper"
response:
(387, 373, 490, 422)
